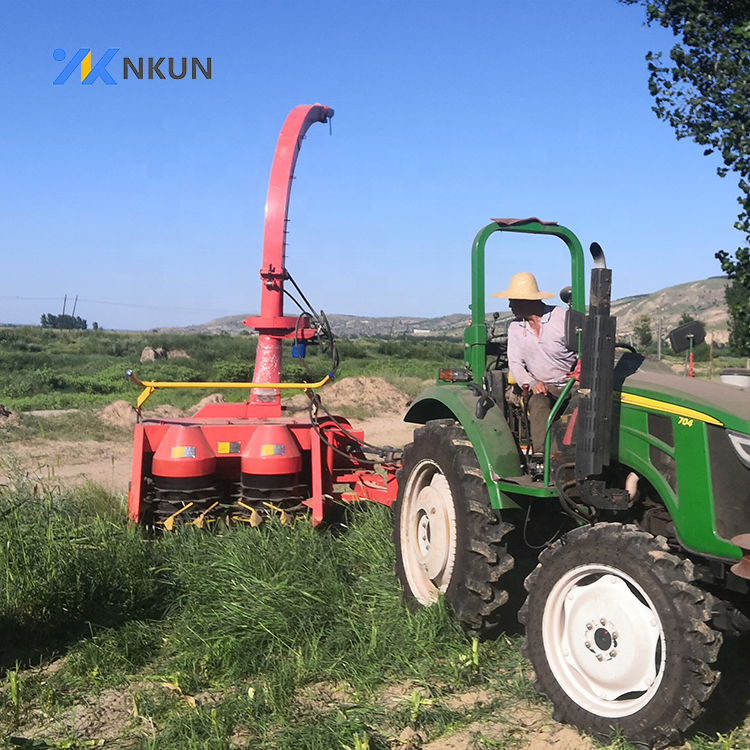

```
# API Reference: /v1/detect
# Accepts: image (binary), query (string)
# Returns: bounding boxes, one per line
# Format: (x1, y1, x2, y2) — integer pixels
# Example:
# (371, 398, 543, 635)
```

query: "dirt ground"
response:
(15, 673, 594, 750)
(1, 437, 134, 490)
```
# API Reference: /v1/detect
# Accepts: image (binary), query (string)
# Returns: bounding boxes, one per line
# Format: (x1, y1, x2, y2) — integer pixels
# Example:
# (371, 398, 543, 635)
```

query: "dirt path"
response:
(423, 703, 593, 750)
(1, 438, 133, 491)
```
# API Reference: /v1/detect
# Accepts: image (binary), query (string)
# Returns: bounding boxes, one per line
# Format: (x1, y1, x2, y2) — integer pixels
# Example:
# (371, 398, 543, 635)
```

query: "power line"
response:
(0, 296, 244, 315)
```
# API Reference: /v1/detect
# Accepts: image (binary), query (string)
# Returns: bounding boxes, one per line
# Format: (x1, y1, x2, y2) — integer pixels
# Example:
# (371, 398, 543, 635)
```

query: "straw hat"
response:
(491, 272, 555, 300)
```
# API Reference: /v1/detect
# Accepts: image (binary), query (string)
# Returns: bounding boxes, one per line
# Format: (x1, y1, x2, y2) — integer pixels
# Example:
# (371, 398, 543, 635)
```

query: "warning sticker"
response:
(171, 446, 196, 458)
(217, 442, 241, 455)
(260, 444, 285, 457)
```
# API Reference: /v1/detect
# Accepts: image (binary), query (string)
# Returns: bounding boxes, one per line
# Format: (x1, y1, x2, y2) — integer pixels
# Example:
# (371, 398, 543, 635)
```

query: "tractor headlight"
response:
(727, 430, 750, 470)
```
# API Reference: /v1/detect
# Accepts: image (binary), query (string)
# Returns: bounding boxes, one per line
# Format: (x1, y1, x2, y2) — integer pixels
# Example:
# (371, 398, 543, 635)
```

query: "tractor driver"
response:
(492, 272, 577, 457)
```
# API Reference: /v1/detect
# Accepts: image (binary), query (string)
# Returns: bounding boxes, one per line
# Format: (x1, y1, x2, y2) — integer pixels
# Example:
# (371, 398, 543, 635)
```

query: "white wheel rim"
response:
(399, 458, 457, 604)
(542, 563, 666, 718)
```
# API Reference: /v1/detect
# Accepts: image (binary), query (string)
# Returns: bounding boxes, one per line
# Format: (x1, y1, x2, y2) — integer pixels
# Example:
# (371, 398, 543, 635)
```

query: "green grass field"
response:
(0, 474, 748, 749)
(0, 477, 538, 749)
(1, 327, 750, 748)
(0, 327, 465, 414)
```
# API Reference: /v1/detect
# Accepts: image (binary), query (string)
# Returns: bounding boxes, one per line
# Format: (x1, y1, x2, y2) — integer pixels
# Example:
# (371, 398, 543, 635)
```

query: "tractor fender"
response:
(404, 384, 523, 510)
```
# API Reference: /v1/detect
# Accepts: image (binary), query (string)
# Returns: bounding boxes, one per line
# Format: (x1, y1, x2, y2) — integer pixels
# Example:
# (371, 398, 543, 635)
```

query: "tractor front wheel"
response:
(519, 522, 722, 748)
(393, 419, 514, 636)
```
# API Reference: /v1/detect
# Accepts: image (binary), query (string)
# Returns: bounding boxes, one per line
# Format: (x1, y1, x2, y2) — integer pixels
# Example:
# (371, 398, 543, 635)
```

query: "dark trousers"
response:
(528, 385, 567, 454)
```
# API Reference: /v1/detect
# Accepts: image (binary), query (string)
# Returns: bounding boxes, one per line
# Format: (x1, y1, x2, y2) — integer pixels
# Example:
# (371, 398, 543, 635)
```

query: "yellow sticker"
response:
(171, 446, 196, 458)
(217, 442, 241, 454)
(618, 392, 722, 426)
(261, 444, 285, 457)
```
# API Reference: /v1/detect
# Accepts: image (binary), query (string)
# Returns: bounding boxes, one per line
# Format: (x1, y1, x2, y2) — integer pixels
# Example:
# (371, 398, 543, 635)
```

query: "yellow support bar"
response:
(127, 370, 330, 410)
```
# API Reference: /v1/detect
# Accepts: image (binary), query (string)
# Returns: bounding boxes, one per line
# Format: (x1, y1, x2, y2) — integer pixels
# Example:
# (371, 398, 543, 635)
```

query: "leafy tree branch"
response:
(623, 0, 750, 353)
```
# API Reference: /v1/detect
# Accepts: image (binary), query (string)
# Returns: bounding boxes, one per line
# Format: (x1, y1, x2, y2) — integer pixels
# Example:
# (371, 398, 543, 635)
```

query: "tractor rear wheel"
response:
(393, 419, 514, 636)
(519, 522, 722, 748)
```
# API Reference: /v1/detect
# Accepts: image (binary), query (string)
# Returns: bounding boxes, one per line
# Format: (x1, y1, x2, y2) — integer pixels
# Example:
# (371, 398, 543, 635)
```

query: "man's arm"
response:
(507, 322, 538, 389)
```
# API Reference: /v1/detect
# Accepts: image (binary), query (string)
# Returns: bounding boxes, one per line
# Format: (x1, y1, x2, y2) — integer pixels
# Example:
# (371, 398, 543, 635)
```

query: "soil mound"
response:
(99, 400, 137, 428)
(288, 377, 410, 415)
(98, 396, 216, 427)
(191, 393, 226, 415)
(99, 401, 190, 426)
(146, 405, 187, 420)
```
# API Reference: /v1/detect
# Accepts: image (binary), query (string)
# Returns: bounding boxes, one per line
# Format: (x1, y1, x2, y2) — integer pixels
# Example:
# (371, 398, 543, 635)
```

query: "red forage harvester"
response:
(127, 104, 398, 529)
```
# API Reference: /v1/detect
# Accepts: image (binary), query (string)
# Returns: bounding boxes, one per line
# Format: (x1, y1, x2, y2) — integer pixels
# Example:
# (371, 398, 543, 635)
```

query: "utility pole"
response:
(71, 295, 78, 317)
(61, 294, 67, 316)
(657, 318, 662, 360)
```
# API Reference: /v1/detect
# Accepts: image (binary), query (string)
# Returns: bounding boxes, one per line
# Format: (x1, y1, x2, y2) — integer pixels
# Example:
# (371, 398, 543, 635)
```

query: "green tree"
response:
(716, 247, 750, 353)
(633, 313, 653, 348)
(622, 0, 750, 353)
(40, 313, 87, 330)
(622, 1, 750, 234)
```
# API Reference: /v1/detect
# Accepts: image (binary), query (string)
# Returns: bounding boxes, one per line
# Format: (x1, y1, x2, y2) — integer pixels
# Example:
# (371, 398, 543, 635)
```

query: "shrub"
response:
(214, 358, 255, 382)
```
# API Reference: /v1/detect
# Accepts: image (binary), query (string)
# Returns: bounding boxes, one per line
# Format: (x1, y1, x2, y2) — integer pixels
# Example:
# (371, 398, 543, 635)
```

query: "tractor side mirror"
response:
(669, 320, 705, 354)
(559, 286, 572, 305)
(565, 309, 584, 353)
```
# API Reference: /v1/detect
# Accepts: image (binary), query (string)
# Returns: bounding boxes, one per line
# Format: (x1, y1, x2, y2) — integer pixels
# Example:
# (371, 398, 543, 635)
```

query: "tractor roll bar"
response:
(464, 218, 586, 383)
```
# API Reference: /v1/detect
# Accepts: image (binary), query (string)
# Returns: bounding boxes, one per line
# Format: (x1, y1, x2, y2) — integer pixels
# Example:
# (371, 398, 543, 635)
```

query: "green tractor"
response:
(393, 218, 750, 748)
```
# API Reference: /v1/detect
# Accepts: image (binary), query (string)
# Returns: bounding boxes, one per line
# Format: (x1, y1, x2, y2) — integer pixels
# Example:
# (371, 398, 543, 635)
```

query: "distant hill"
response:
(158, 277, 731, 343)
(157, 312, 478, 338)
(610, 276, 729, 344)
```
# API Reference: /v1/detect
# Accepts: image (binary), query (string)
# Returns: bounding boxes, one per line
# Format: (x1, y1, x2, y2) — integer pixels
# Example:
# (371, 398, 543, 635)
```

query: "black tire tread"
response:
(393, 419, 514, 636)
(518, 522, 722, 748)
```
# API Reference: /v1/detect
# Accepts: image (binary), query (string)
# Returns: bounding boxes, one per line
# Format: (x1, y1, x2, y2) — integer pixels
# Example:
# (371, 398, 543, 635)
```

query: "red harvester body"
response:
(127, 104, 398, 529)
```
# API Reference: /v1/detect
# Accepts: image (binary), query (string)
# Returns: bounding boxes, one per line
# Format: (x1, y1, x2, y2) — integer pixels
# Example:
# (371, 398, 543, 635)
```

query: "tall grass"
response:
(0, 478, 516, 748)
(160, 508, 467, 696)
(0, 475, 745, 749)
(0, 474, 166, 641)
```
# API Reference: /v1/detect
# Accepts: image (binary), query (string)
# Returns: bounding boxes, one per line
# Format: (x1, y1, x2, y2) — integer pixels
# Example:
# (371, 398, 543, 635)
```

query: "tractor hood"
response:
(619, 368, 750, 433)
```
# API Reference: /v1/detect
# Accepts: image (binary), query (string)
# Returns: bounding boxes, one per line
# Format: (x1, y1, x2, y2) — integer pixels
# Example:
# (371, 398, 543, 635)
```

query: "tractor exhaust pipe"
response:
(575, 243, 617, 482)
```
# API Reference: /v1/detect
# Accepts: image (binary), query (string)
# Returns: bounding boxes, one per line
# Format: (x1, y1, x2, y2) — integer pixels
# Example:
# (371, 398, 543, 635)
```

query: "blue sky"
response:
(0, 0, 743, 330)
